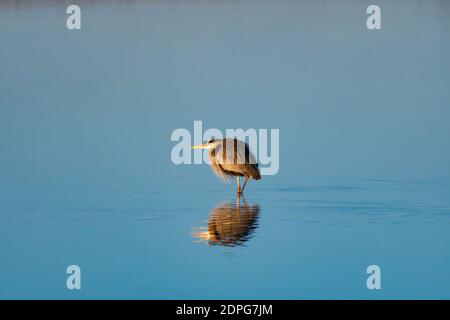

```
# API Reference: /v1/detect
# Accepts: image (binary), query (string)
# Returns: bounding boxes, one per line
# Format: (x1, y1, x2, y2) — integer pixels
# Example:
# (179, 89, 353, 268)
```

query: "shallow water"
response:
(1, 174, 450, 299)
(1, 0, 450, 299)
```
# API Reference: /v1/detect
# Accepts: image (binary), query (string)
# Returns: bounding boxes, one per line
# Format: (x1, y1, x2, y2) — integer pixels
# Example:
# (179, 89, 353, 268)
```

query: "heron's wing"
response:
(218, 138, 257, 165)
(215, 139, 261, 180)
(234, 139, 257, 165)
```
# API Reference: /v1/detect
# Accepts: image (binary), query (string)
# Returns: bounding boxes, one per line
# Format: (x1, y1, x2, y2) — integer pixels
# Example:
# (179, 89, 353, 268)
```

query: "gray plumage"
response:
(209, 138, 261, 181)
(192, 138, 261, 194)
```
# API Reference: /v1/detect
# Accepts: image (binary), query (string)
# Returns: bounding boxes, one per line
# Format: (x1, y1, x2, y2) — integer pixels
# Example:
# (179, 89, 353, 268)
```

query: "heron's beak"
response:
(191, 143, 209, 149)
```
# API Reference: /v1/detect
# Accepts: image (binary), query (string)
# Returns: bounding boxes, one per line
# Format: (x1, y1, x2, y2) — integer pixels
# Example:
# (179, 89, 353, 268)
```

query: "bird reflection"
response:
(192, 197, 260, 247)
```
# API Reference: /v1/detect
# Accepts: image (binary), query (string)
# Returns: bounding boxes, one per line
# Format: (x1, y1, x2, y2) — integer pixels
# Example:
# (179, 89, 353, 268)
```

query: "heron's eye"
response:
(208, 139, 215, 144)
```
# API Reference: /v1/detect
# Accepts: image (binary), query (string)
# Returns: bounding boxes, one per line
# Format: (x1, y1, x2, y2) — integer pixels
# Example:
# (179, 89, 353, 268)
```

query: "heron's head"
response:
(191, 138, 218, 150)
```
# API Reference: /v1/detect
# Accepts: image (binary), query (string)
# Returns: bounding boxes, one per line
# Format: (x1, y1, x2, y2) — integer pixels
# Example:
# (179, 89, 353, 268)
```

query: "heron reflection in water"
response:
(192, 197, 260, 247)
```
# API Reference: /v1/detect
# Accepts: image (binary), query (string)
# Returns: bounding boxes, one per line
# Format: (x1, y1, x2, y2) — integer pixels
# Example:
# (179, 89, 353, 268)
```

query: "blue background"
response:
(0, 0, 449, 299)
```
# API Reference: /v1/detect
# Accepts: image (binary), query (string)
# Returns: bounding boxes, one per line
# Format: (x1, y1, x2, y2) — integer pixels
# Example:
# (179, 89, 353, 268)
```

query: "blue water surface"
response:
(0, 0, 449, 299)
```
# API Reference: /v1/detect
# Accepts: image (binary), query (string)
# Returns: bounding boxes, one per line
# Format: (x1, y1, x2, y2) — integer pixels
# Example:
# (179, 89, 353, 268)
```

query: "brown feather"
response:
(208, 138, 261, 181)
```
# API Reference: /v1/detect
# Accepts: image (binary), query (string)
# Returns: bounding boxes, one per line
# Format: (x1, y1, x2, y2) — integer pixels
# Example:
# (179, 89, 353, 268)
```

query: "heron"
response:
(191, 138, 261, 194)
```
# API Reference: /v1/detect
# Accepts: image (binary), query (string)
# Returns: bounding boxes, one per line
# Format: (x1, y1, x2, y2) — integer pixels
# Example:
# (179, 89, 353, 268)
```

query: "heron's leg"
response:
(240, 193, 247, 204)
(236, 192, 247, 207)
(236, 176, 241, 193)
(241, 176, 249, 193)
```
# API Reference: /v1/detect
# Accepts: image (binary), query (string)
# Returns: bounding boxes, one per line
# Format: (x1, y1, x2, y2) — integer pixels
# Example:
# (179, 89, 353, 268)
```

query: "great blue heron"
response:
(191, 138, 261, 194)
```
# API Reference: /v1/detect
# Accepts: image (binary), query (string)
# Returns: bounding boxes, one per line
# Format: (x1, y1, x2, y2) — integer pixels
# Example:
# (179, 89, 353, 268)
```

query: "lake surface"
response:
(1, 0, 450, 299)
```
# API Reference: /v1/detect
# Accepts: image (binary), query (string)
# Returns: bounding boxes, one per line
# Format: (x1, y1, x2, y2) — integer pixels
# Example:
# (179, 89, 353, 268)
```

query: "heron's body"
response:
(192, 138, 261, 194)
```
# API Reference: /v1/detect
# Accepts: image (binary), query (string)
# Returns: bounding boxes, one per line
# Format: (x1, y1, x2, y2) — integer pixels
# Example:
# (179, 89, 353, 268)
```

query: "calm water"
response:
(1, 0, 450, 299)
